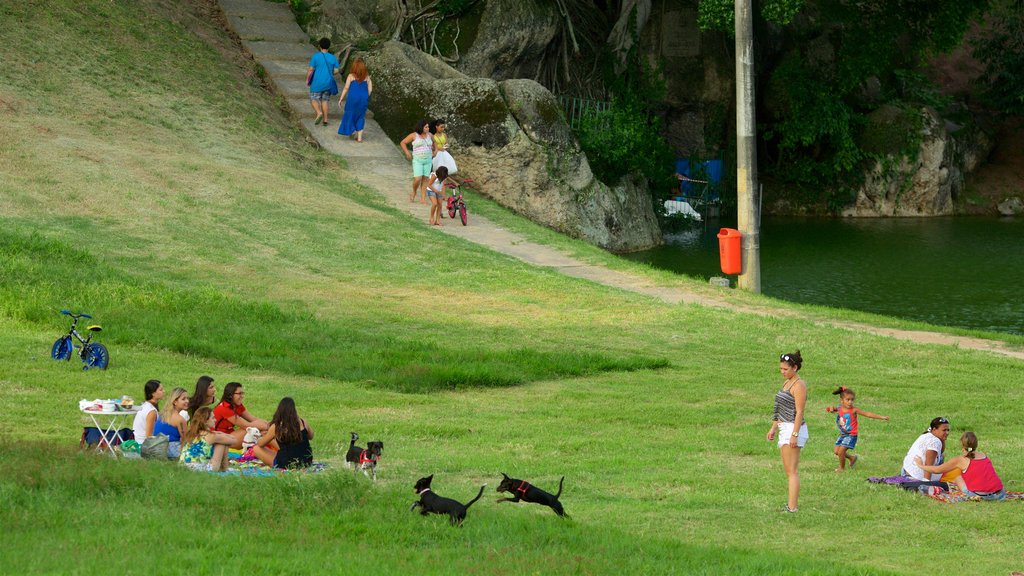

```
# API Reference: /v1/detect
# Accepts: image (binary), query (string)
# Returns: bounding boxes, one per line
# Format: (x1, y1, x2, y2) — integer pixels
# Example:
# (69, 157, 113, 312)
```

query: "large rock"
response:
(364, 41, 661, 252)
(998, 197, 1024, 216)
(843, 107, 995, 217)
(307, 0, 392, 46)
(455, 0, 560, 80)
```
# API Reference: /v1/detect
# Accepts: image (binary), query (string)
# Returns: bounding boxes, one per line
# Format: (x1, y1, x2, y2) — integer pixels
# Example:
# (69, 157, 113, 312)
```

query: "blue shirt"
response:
(308, 51, 338, 93)
(153, 417, 181, 442)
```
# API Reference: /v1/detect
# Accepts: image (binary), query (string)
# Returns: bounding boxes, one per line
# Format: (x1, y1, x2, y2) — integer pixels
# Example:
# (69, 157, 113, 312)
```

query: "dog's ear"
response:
(501, 473, 509, 479)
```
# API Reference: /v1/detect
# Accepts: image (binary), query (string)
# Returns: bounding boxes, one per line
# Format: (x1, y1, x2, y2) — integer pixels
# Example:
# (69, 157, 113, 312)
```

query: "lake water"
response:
(621, 216, 1024, 335)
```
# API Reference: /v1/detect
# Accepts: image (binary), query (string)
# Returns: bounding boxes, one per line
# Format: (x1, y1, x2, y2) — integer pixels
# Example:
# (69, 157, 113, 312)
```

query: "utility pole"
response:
(735, 0, 761, 292)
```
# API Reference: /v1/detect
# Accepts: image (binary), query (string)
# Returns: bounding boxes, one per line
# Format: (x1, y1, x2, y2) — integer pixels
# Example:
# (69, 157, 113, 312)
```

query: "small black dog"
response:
(410, 474, 486, 526)
(345, 432, 383, 481)
(496, 473, 567, 517)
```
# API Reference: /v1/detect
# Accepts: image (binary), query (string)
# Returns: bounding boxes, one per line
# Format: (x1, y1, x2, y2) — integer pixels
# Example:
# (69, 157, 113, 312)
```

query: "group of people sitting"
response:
(900, 417, 1005, 500)
(131, 376, 314, 472)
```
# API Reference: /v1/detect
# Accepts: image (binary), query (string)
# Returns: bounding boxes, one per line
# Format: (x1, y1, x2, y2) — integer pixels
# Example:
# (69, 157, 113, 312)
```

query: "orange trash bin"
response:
(717, 228, 742, 275)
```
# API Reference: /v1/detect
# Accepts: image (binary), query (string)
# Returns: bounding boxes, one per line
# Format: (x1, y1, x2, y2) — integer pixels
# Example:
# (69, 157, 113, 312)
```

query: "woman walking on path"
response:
(430, 118, 457, 175)
(401, 120, 433, 204)
(766, 350, 808, 513)
(338, 58, 372, 142)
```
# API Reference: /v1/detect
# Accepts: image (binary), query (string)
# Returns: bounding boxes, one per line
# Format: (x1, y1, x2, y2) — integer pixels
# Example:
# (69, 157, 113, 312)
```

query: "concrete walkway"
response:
(217, 0, 1023, 362)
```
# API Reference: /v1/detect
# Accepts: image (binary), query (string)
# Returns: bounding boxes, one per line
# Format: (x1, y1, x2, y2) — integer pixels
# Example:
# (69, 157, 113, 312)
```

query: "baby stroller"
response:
(445, 180, 468, 226)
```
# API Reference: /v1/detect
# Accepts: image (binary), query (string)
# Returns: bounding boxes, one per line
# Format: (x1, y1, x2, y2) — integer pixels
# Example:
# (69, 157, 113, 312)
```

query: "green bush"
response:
(577, 98, 675, 190)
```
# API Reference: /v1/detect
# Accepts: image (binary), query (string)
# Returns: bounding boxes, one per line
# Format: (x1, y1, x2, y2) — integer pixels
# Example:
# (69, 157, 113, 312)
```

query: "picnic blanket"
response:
(867, 475, 1023, 503)
(212, 461, 330, 476)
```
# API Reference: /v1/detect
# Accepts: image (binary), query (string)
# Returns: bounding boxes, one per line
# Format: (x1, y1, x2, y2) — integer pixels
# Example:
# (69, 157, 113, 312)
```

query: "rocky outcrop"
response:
(363, 41, 661, 252)
(843, 107, 995, 217)
(998, 197, 1024, 216)
(455, 0, 560, 80)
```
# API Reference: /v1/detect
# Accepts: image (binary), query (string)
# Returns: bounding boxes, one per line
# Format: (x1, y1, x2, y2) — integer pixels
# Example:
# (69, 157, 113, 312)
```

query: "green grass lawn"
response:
(1, 1, 1022, 574)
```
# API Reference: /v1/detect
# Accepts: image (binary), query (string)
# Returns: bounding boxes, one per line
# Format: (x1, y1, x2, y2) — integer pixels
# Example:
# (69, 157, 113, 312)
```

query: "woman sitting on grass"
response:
(187, 375, 216, 418)
(915, 431, 1005, 500)
(132, 379, 164, 444)
(251, 397, 314, 469)
(179, 407, 235, 472)
(213, 381, 269, 448)
(153, 387, 189, 458)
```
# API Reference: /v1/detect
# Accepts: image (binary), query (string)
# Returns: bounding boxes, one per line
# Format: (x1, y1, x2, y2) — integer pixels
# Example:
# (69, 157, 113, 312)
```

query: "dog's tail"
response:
(349, 431, 358, 447)
(464, 484, 487, 510)
(554, 476, 565, 499)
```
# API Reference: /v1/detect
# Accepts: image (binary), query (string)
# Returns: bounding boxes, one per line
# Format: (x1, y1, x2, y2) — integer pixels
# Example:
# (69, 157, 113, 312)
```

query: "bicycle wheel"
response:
(51, 336, 73, 360)
(83, 343, 110, 370)
(448, 202, 456, 219)
(459, 205, 467, 226)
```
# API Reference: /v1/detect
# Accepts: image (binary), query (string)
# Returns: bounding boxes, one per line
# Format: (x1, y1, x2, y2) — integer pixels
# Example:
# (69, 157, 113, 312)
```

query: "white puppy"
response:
(242, 427, 262, 450)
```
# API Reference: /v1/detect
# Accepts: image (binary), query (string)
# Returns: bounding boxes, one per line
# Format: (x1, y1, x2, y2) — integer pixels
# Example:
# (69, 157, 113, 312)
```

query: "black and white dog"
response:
(410, 474, 486, 526)
(496, 473, 567, 517)
(345, 432, 383, 481)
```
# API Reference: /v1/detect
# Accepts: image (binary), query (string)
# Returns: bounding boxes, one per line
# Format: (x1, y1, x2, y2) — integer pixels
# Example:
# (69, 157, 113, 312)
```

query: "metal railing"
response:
(558, 96, 610, 130)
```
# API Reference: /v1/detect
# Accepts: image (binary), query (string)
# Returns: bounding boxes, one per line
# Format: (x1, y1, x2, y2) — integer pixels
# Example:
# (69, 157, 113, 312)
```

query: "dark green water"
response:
(622, 216, 1024, 335)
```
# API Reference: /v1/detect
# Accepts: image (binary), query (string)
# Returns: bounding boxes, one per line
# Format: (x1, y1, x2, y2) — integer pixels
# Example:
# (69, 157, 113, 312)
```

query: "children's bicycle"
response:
(445, 181, 468, 226)
(52, 310, 110, 370)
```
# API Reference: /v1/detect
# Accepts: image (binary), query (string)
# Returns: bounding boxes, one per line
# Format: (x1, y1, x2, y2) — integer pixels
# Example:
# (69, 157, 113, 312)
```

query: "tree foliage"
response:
(703, 0, 989, 203)
(973, 0, 1024, 114)
(697, 0, 806, 32)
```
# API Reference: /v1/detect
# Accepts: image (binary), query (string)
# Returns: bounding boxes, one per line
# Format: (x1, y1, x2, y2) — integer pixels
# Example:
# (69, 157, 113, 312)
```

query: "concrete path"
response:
(217, 0, 1023, 361)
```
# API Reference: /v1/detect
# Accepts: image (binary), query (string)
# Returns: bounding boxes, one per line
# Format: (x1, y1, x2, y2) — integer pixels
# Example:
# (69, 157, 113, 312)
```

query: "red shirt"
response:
(961, 457, 1003, 493)
(213, 400, 245, 434)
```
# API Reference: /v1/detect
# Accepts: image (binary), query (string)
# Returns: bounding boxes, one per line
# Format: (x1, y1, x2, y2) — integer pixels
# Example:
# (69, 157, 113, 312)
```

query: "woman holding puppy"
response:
(251, 397, 314, 469)
(766, 350, 808, 513)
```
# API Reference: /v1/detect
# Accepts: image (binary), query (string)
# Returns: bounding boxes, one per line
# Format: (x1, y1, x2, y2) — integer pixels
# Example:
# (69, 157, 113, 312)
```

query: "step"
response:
(219, 0, 295, 22)
(260, 59, 312, 78)
(273, 76, 315, 98)
(287, 97, 373, 120)
(243, 40, 315, 62)
(308, 120, 406, 162)
(227, 15, 308, 44)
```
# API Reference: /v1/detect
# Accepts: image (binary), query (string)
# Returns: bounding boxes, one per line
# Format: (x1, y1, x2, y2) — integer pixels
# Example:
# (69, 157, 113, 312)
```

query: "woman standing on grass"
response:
(251, 397, 314, 469)
(187, 375, 216, 418)
(766, 350, 807, 513)
(213, 382, 270, 448)
(153, 387, 190, 458)
(179, 407, 235, 472)
(338, 57, 372, 143)
(401, 119, 433, 204)
(132, 379, 164, 445)
(915, 431, 1005, 500)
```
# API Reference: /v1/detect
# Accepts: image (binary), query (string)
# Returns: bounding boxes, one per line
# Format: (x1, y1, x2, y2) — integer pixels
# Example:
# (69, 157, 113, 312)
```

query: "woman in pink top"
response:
(915, 431, 1005, 500)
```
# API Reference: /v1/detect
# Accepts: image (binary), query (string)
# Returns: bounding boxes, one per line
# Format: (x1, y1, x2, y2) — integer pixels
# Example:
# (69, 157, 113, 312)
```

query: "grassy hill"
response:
(1, 1, 1021, 574)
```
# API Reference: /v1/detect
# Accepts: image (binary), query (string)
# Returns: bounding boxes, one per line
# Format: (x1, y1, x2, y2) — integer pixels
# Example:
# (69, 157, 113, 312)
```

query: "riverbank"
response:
(1, 1, 1022, 575)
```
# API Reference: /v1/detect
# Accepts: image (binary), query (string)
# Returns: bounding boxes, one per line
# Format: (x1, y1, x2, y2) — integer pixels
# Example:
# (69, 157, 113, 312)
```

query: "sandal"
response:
(314, 115, 323, 126)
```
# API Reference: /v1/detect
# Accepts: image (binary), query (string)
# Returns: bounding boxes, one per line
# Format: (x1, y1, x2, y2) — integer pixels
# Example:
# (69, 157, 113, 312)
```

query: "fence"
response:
(557, 96, 610, 130)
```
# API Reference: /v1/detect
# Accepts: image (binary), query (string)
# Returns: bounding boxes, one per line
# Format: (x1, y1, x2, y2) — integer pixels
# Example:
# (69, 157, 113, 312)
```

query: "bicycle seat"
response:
(87, 325, 103, 332)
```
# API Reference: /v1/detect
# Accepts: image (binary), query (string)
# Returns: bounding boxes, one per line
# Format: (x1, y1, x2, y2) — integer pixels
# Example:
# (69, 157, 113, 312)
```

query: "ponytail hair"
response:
(961, 431, 978, 459)
(831, 386, 853, 397)
(780, 350, 803, 370)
